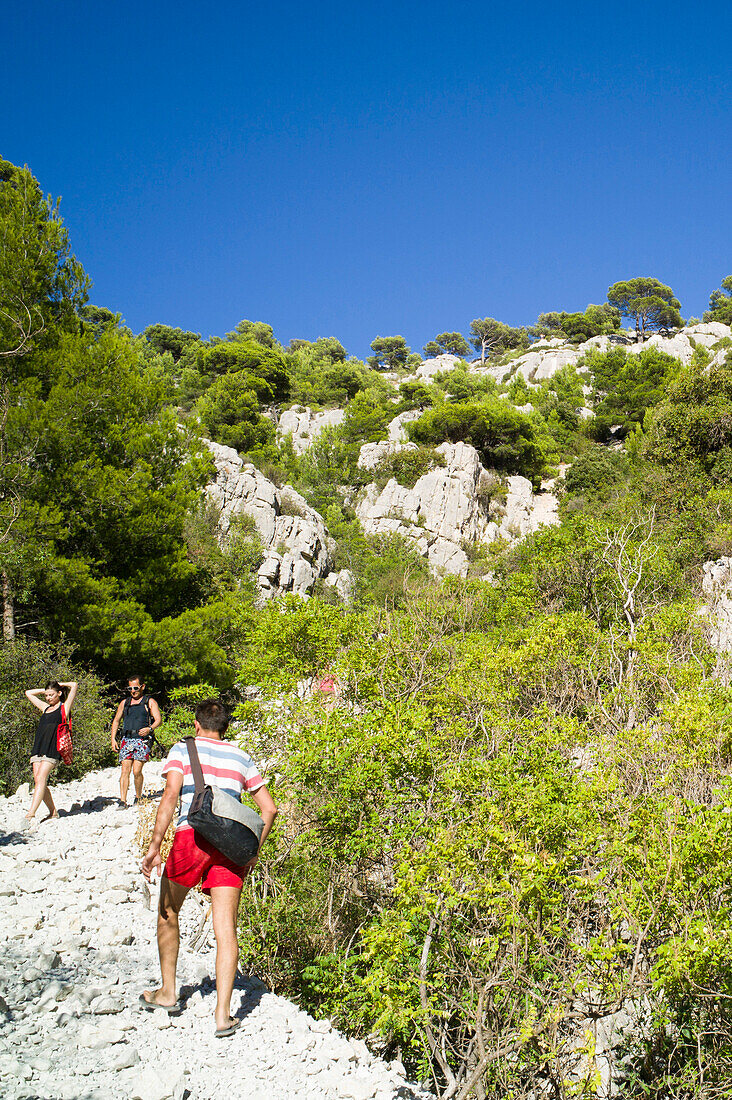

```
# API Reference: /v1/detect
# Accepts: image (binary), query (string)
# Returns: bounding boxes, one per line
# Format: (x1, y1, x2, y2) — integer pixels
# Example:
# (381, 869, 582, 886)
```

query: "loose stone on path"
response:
(0, 764, 432, 1100)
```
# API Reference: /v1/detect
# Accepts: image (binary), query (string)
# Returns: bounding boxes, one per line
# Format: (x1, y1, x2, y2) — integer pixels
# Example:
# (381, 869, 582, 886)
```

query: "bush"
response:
(410, 399, 547, 487)
(369, 446, 445, 490)
(561, 446, 627, 500)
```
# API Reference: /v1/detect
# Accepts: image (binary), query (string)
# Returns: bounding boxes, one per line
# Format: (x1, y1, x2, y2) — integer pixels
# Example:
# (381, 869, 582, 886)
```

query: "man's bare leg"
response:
(143, 875, 190, 1008)
(132, 760, 144, 801)
(119, 758, 132, 804)
(210, 885, 242, 1030)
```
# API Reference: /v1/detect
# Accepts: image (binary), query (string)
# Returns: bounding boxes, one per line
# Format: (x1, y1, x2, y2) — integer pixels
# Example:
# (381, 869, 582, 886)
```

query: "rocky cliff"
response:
(206, 438, 558, 597)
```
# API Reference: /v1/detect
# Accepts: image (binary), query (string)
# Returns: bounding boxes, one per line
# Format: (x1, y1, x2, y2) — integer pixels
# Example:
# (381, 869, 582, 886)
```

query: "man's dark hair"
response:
(195, 699, 230, 734)
(127, 675, 145, 686)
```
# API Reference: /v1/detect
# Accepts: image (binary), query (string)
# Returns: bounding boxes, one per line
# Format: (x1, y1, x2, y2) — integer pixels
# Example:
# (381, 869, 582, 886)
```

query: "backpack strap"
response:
(184, 737, 205, 795)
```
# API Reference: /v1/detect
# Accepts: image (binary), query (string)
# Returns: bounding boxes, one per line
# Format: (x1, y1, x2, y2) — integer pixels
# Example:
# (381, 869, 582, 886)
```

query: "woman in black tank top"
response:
(24, 679, 78, 830)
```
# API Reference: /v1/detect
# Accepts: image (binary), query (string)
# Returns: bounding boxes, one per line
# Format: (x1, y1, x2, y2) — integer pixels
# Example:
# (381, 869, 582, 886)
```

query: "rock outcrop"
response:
(415, 353, 463, 381)
(277, 406, 345, 454)
(206, 441, 334, 601)
(387, 409, 421, 442)
(701, 557, 732, 681)
(356, 441, 558, 577)
(464, 323, 732, 386)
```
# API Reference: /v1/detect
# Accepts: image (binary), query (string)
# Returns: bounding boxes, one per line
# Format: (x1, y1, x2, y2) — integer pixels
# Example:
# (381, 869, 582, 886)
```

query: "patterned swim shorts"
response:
(119, 737, 151, 762)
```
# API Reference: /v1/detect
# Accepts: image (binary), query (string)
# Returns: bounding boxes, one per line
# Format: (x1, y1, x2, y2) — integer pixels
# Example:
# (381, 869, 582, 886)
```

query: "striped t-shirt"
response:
(162, 737, 265, 832)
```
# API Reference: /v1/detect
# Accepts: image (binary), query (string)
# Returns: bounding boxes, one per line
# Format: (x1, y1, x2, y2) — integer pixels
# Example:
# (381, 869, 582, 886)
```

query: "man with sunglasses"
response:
(111, 675, 162, 806)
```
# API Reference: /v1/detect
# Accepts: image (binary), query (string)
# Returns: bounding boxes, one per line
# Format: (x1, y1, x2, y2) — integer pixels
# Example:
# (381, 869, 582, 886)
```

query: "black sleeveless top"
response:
(121, 697, 152, 741)
(31, 706, 63, 760)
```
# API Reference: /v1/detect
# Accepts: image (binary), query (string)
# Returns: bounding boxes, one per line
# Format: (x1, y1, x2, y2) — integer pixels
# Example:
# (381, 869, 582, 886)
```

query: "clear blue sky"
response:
(4, 0, 731, 358)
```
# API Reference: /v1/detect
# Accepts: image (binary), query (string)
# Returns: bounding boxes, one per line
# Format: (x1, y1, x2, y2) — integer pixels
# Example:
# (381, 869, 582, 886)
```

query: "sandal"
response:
(215, 1018, 241, 1038)
(139, 992, 182, 1016)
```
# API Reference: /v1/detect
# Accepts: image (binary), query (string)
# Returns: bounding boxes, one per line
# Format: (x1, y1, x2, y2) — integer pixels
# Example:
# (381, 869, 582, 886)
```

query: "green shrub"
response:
(410, 398, 547, 487)
(369, 446, 445, 490)
(561, 446, 627, 500)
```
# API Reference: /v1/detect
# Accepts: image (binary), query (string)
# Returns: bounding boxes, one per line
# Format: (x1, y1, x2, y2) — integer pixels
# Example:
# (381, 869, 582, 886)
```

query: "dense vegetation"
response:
(4, 154, 732, 1097)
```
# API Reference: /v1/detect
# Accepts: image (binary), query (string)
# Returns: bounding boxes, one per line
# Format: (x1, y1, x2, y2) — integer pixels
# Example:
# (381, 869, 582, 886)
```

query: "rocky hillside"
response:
(204, 322, 730, 601)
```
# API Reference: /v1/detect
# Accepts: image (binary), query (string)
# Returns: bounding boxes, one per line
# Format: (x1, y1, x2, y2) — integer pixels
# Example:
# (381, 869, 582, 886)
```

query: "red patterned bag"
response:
(56, 704, 72, 766)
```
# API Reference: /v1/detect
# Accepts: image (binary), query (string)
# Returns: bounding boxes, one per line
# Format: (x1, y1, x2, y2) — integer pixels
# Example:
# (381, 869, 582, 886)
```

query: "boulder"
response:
(277, 406, 345, 454)
(356, 441, 559, 577)
(323, 569, 356, 603)
(415, 353, 463, 381)
(205, 441, 331, 600)
(387, 409, 421, 442)
(358, 440, 417, 470)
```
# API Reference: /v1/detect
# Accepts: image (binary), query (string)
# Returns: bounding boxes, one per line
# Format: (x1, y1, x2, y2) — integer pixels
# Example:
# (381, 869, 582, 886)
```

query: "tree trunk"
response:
(2, 571, 15, 642)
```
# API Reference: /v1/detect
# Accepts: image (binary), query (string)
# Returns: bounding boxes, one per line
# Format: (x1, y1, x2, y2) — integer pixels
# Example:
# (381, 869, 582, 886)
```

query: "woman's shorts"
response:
(164, 827, 250, 895)
(30, 755, 59, 769)
(119, 737, 151, 762)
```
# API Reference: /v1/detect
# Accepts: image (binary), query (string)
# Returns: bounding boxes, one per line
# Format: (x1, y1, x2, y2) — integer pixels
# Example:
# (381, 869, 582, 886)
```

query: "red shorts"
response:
(164, 827, 249, 894)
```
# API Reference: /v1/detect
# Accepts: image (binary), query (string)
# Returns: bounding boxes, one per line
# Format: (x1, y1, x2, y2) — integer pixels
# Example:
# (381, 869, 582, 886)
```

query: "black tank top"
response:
(121, 697, 152, 740)
(32, 706, 63, 760)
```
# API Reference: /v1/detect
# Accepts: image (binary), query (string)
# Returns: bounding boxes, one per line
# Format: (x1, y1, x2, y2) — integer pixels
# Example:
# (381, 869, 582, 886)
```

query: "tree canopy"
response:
(704, 276, 732, 325)
(607, 277, 682, 338)
(368, 335, 411, 371)
(532, 304, 621, 342)
(468, 318, 529, 364)
(0, 157, 89, 359)
(423, 331, 470, 358)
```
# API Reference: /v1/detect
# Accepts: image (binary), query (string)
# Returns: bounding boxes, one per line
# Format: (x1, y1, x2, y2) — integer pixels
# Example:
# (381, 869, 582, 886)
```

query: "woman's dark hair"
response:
(46, 680, 67, 701)
(195, 699, 230, 735)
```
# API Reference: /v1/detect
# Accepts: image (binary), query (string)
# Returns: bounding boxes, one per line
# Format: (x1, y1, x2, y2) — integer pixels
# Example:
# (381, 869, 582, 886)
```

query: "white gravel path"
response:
(0, 765, 432, 1100)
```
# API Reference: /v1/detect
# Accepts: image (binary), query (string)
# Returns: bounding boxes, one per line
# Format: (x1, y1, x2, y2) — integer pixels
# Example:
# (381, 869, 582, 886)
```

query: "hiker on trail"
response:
(111, 676, 162, 807)
(24, 679, 78, 828)
(140, 699, 277, 1036)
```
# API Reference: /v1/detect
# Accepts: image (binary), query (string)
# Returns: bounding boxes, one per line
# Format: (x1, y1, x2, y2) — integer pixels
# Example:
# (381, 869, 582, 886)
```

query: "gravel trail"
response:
(0, 765, 431, 1100)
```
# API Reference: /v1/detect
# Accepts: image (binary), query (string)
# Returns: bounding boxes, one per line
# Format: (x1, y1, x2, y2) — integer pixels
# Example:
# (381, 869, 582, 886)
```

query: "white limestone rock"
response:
(701, 557, 732, 681)
(205, 441, 332, 600)
(387, 409, 421, 442)
(358, 440, 417, 470)
(323, 569, 356, 603)
(481, 323, 731, 387)
(415, 353, 463, 381)
(277, 406, 345, 454)
(356, 441, 559, 577)
(128, 1066, 178, 1100)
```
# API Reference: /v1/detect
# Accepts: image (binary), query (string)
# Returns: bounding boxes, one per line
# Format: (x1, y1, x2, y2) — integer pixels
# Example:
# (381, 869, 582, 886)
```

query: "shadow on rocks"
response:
(178, 972, 266, 1020)
(59, 795, 120, 817)
(0, 829, 31, 848)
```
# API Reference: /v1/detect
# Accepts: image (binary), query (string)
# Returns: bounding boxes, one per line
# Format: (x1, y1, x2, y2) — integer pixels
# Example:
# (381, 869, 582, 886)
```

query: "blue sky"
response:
(3, 1, 731, 358)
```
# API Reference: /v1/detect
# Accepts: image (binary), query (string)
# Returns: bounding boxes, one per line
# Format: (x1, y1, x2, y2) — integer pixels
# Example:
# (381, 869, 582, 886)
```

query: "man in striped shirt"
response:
(140, 700, 278, 1036)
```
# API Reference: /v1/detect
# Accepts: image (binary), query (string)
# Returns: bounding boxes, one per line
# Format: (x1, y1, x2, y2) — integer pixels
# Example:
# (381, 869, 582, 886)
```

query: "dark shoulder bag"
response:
(185, 737, 263, 865)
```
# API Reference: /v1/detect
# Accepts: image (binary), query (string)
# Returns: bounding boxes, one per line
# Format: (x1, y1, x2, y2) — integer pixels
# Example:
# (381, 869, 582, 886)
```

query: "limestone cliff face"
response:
(205, 441, 338, 601)
(355, 441, 558, 578)
(701, 557, 732, 682)
(205, 437, 558, 594)
(277, 406, 345, 454)
(473, 322, 732, 386)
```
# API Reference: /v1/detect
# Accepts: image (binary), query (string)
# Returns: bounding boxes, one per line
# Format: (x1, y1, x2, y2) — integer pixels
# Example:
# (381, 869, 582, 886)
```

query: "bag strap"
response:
(184, 737, 206, 795)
